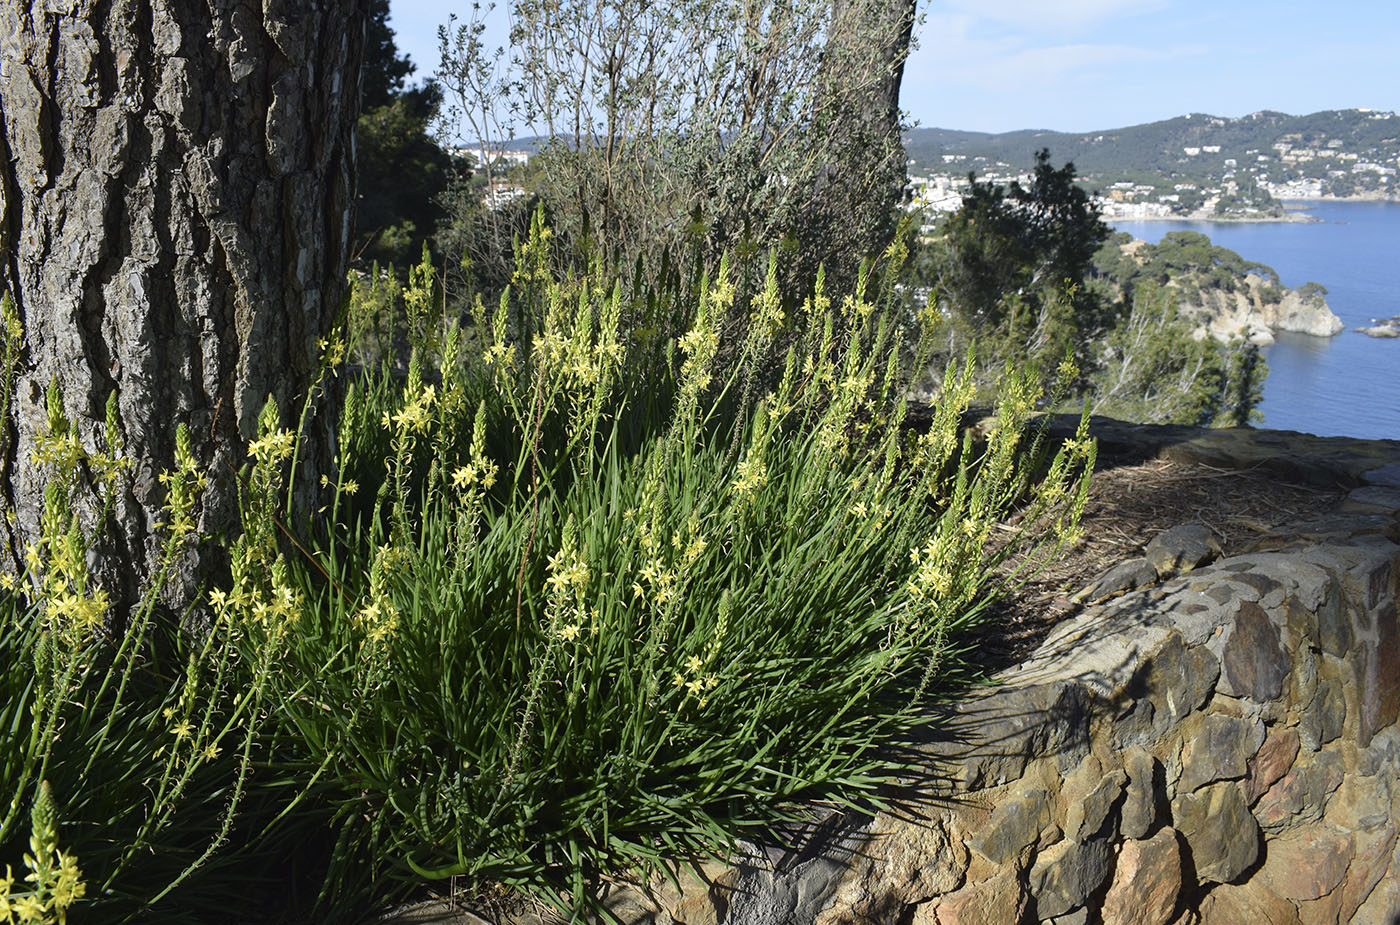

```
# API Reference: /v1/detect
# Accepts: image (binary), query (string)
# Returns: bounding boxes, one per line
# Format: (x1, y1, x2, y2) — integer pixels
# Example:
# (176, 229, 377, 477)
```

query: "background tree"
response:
(932, 149, 1112, 366)
(363, 0, 416, 109)
(796, 0, 917, 279)
(915, 151, 1268, 425)
(0, 1, 367, 612)
(1085, 282, 1267, 427)
(355, 0, 456, 268)
(435, 0, 918, 293)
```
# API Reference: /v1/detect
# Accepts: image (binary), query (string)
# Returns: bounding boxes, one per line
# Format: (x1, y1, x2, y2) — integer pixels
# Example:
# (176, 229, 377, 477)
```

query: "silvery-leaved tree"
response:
(0, 1, 367, 618)
(436, 0, 917, 291)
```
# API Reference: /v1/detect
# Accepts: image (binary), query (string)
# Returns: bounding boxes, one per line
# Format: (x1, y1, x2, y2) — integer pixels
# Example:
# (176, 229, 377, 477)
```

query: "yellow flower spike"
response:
(451, 465, 476, 490)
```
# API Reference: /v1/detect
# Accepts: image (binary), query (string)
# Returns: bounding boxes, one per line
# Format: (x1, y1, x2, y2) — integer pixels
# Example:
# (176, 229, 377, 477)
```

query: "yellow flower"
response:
(731, 457, 767, 499)
(343, 479, 360, 495)
(11, 893, 43, 921)
(53, 849, 85, 909)
(248, 430, 296, 464)
(558, 623, 581, 641)
(170, 720, 194, 739)
(684, 655, 704, 674)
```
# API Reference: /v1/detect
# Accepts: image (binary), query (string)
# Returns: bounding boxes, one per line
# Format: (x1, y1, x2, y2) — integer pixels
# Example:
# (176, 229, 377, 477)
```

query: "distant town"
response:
(903, 108, 1400, 226)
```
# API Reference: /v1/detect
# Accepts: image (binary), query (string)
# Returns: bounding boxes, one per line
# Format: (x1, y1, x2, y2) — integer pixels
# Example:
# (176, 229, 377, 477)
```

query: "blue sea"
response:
(1112, 202, 1400, 442)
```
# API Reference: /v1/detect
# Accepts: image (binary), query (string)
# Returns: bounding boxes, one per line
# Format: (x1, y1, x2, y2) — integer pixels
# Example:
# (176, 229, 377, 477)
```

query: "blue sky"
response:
(389, 0, 1400, 134)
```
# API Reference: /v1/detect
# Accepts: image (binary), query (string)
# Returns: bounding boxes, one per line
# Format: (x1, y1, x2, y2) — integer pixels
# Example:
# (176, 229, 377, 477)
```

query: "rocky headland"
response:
(1179, 274, 1344, 346)
(1095, 231, 1344, 347)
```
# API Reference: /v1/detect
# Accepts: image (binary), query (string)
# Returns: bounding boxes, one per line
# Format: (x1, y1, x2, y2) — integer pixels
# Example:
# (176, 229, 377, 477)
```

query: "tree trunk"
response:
(0, 0, 366, 616)
(803, 0, 916, 277)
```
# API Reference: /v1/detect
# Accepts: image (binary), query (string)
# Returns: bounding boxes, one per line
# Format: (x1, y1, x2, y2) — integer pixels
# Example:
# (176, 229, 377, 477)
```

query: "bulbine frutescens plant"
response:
(0, 373, 320, 920)
(253, 214, 1096, 915)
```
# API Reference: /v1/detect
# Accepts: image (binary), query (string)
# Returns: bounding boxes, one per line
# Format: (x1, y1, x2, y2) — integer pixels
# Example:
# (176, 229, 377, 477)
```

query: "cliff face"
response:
(1179, 274, 1345, 345)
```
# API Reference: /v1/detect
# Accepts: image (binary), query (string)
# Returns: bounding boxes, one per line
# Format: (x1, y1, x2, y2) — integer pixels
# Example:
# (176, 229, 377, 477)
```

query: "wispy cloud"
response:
(903, 10, 1209, 130)
(941, 0, 1170, 30)
(915, 13, 1203, 93)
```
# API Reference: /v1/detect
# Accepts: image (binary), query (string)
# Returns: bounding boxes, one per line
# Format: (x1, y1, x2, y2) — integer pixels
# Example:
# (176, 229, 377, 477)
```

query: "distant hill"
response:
(904, 109, 1400, 217)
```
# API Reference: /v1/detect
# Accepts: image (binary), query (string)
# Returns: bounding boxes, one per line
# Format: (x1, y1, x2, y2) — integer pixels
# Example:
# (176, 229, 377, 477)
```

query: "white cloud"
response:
(913, 13, 1201, 91)
(940, 0, 1170, 29)
(902, 13, 1207, 130)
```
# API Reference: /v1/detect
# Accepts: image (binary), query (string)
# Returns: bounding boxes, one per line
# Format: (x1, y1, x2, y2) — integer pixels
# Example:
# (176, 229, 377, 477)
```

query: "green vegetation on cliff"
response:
(1092, 230, 1280, 302)
(912, 158, 1268, 428)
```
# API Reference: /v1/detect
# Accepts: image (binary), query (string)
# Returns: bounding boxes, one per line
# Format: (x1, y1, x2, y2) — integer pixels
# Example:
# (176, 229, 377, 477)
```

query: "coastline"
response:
(1108, 210, 1319, 225)
(1109, 195, 1400, 225)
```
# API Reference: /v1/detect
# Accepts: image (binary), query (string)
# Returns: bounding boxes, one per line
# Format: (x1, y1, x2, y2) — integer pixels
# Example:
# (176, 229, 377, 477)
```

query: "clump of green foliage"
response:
(261, 215, 1094, 913)
(0, 219, 1093, 920)
(0, 382, 302, 922)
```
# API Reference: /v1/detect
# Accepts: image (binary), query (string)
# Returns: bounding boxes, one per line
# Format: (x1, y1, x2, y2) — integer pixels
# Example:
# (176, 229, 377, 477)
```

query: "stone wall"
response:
(618, 450, 1400, 925)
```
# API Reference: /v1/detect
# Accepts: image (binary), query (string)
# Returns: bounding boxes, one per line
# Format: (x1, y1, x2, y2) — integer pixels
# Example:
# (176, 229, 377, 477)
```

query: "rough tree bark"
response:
(0, 1, 367, 614)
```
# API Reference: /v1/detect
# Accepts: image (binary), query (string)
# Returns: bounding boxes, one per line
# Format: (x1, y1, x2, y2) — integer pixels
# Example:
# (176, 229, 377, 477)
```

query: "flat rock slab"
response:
(1363, 463, 1400, 488)
(1172, 781, 1261, 885)
(1343, 485, 1400, 513)
(1075, 557, 1158, 603)
(1101, 828, 1183, 925)
(1146, 524, 1222, 577)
